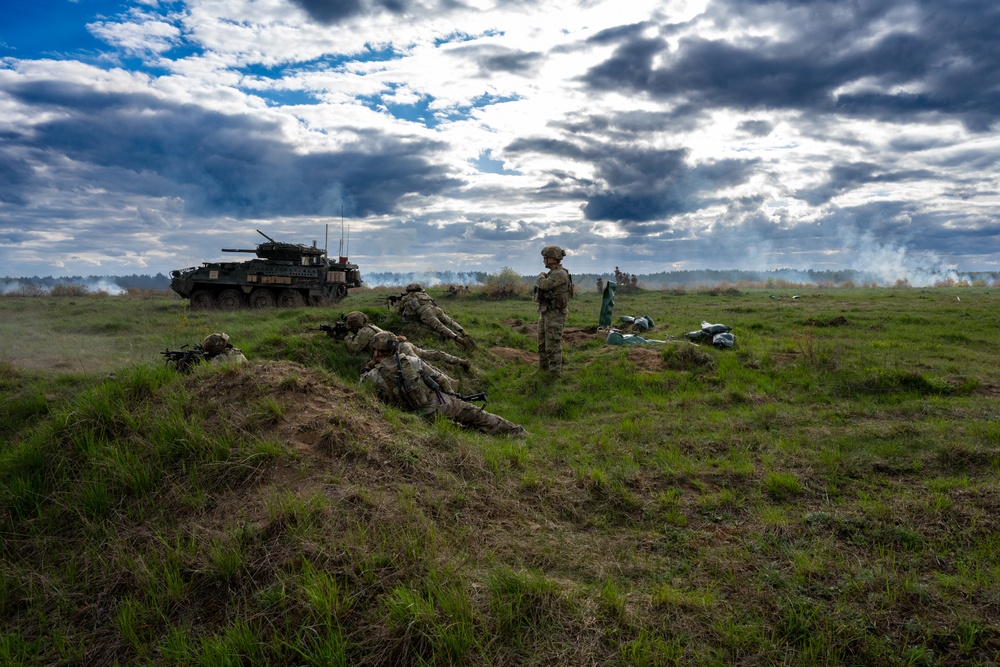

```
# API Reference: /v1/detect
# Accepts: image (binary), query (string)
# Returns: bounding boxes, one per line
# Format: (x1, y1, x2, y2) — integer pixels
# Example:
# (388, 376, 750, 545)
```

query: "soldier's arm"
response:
(360, 366, 388, 396)
(343, 330, 367, 352)
(536, 268, 569, 291)
(414, 357, 446, 386)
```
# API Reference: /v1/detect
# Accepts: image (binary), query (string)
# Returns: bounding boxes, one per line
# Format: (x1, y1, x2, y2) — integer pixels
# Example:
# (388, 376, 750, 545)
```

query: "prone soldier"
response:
(329, 311, 471, 387)
(162, 332, 246, 372)
(200, 332, 248, 365)
(394, 284, 475, 349)
(360, 332, 525, 437)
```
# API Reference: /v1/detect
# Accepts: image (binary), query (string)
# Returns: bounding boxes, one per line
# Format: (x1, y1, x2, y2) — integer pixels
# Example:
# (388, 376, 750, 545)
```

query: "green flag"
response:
(599, 281, 616, 327)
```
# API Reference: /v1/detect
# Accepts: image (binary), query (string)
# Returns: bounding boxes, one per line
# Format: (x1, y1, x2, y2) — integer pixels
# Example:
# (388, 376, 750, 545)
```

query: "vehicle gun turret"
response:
(169, 228, 362, 310)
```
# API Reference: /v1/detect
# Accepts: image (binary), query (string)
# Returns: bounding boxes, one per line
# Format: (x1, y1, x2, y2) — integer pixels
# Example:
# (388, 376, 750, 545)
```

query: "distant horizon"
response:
(3, 266, 998, 294)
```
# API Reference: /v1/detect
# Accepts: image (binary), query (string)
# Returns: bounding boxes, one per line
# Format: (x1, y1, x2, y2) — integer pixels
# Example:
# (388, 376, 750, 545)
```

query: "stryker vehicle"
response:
(169, 230, 362, 309)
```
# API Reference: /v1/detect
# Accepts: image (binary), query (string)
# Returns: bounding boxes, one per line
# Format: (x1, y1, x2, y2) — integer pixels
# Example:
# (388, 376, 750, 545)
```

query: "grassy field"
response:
(1, 284, 999, 666)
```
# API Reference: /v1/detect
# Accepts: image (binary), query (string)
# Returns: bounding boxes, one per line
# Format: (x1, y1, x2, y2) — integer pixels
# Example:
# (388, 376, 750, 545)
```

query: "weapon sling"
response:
(393, 349, 439, 409)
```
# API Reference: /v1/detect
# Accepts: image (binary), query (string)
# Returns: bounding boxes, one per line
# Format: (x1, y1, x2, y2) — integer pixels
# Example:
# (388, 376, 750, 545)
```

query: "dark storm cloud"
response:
(738, 120, 773, 137)
(505, 137, 590, 161)
(286, 0, 408, 25)
(582, 0, 1000, 130)
(0, 151, 34, 205)
(450, 45, 543, 76)
(464, 218, 537, 241)
(507, 136, 759, 223)
(561, 108, 705, 138)
(797, 162, 936, 206)
(4, 81, 461, 219)
(586, 22, 652, 46)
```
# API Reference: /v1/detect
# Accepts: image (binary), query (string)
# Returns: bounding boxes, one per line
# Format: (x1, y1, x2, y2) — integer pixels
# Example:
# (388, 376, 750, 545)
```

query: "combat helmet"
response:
(405, 283, 423, 292)
(541, 245, 566, 261)
(201, 332, 231, 355)
(370, 331, 399, 352)
(344, 311, 368, 328)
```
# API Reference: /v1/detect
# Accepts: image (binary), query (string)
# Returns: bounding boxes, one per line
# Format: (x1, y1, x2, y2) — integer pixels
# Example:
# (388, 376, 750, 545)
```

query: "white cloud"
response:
(0, 0, 998, 281)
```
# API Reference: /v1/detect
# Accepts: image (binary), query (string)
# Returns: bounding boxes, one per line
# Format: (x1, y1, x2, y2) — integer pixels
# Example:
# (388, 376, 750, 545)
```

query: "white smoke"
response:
(0, 279, 128, 296)
(86, 279, 128, 295)
(842, 231, 959, 287)
(361, 271, 486, 288)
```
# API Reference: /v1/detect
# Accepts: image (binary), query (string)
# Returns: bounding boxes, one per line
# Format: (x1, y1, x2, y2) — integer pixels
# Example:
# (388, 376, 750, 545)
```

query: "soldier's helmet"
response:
(370, 331, 399, 352)
(201, 332, 230, 354)
(345, 311, 368, 328)
(405, 283, 423, 292)
(541, 245, 566, 261)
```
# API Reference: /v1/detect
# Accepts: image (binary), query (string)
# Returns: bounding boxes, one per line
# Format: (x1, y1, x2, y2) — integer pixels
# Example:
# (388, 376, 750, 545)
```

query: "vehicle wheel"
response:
(217, 288, 245, 309)
(277, 289, 304, 308)
(190, 289, 216, 310)
(249, 288, 276, 308)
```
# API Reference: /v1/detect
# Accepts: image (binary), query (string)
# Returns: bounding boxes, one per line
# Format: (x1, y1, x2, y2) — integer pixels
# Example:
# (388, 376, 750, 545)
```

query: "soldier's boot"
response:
(459, 359, 472, 371)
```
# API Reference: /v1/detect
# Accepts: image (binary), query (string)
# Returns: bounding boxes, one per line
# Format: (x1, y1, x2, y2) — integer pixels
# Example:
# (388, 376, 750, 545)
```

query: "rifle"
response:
(317, 321, 351, 338)
(161, 344, 207, 372)
(424, 374, 488, 405)
(385, 294, 403, 308)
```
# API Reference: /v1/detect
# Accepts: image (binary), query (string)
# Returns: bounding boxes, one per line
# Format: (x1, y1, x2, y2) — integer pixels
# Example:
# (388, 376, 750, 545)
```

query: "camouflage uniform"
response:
(535, 246, 572, 374)
(201, 333, 248, 365)
(395, 284, 473, 347)
(342, 319, 386, 354)
(342, 312, 469, 385)
(361, 334, 524, 436)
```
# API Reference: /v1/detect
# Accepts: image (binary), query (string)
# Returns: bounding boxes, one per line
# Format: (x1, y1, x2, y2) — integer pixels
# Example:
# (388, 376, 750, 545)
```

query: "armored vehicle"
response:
(169, 230, 362, 309)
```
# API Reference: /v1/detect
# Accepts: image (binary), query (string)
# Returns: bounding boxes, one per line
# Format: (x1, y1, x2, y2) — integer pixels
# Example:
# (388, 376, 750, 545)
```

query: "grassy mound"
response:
(2, 286, 1000, 665)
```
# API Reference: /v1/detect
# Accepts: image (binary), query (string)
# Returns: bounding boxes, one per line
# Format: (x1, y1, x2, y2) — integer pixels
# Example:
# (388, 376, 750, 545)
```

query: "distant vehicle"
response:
(169, 229, 362, 309)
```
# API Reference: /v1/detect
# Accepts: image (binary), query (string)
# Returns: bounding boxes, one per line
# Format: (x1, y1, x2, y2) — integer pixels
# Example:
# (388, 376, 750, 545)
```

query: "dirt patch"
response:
(184, 360, 395, 458)
(806, 315, 849, 327)
(971, 380, 1000, 397)
(490, 347, 536, 365)
(503, 319, 601, 346)
(625, 346, 663, 371)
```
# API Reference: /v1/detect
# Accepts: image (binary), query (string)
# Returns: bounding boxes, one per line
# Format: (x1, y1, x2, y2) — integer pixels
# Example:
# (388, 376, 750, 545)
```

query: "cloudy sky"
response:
(2, 0, 999, 282)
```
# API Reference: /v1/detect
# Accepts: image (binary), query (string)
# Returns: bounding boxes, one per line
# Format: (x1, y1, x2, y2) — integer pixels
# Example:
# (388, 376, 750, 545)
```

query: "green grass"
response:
(1, 285, 999, 665)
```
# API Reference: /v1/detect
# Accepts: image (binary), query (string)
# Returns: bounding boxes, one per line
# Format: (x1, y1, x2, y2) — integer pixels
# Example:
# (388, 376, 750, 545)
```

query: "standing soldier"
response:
(395, 284, 475, 349)
(597, 277, 604, 293)
(535, 246, 573, 375)
(361, 332, 525, 436)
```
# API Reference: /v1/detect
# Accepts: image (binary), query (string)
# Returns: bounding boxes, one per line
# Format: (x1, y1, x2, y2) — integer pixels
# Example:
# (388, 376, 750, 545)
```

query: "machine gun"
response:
(317, 321, 351, 338)
(161, 344, 207, 373)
